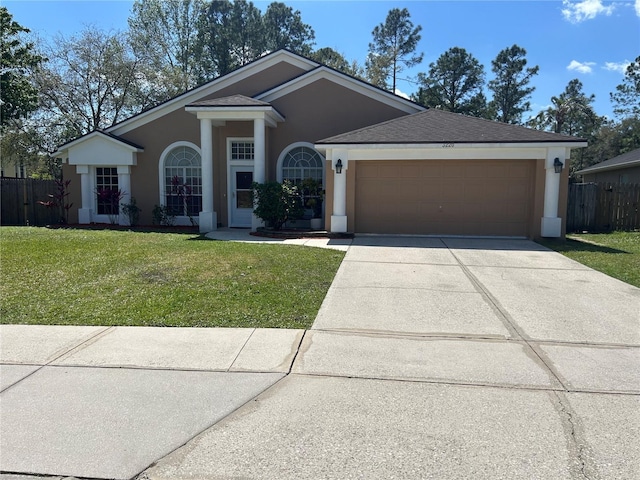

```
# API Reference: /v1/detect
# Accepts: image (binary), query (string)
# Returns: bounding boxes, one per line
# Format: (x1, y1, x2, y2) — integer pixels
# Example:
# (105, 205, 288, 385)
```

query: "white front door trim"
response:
(227, 137, 255, 228)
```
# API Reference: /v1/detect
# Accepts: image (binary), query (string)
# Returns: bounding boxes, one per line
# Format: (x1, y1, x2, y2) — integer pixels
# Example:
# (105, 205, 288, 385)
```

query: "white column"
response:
(541, 148, 565, 237)
(252, 116, 266, 231)
(199, 118, 217, 232)
(117, 166, 131, 226)
(76, 165, 92, 224)
(330, 150, 348, 233)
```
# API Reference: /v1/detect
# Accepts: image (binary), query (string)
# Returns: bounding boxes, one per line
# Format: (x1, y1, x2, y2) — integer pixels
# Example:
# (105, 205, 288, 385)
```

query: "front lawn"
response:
(0, 227, 345, 328)
(538, 231, 640, 288)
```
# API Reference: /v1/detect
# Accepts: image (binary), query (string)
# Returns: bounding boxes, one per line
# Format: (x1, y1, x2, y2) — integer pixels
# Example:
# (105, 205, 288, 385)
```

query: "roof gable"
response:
(53, 130, 143, 157)
(317, 109, 587, 145)
(576, 148, 640, 174)
(256, 66, 424, 115)
(108, 50, 317, 136)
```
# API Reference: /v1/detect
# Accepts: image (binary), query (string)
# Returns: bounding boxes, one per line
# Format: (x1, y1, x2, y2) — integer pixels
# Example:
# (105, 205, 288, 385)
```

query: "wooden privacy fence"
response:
(1, 178, 60, 226)
(567, 182, 640, 232)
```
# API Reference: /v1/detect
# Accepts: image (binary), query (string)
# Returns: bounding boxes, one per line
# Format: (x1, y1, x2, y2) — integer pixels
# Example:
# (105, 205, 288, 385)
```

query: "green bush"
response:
(252, 181, 304, 230)
(121, 197, 141, 226)
(152, 204, 176, 226)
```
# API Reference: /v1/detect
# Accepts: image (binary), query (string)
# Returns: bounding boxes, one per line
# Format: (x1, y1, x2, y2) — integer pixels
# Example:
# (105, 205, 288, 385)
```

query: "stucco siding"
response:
(268, 79, 410, 165)
(582, 166, 640, 184)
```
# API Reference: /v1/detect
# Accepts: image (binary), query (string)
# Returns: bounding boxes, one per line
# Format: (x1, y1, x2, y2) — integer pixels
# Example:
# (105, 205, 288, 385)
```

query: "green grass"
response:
(0, 227, 345, 328)
(538, 231, 640, 288)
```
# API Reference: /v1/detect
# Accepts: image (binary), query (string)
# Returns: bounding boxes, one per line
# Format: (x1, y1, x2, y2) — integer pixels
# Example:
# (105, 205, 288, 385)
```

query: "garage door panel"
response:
(355, 160, 533, 236)
(465, 165, 487, 178)
(441, 164, 465, 177)
(509, 164, 531, 178)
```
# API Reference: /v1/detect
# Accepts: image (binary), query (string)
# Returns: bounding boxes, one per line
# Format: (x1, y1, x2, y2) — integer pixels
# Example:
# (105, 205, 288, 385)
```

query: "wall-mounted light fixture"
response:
(553, 157, 564, 174)
(335, 159, 343, 174)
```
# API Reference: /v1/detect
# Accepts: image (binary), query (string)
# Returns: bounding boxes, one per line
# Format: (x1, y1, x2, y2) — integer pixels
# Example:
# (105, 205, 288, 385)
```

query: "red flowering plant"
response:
(96, 188, 126, 224)
(38, 179, 73, 224)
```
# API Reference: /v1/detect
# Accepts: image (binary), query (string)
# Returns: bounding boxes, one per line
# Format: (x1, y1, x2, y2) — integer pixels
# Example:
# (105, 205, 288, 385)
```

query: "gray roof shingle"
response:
(317, 108, 585, 145)
(576, 148, 640, 174)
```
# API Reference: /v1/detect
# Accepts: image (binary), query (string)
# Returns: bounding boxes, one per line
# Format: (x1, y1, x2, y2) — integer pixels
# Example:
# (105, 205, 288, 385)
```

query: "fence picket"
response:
(1, 178, 59, 226)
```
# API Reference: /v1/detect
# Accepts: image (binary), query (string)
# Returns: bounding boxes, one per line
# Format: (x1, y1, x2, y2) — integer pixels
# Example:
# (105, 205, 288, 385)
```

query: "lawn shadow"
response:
(538, 237, 630, 255)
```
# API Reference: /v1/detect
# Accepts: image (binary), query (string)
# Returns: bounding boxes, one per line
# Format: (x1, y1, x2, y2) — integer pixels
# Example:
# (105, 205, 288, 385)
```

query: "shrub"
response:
(252, 181, 304, 230)
(121, 197, 141, 226)
(152, 205, 176, 226)
(38, 178, 73, 224)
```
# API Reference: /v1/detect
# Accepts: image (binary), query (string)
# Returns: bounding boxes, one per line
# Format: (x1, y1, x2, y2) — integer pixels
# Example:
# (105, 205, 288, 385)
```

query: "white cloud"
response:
(604, 61, 631, 74)
(567, 60, 596, 74)
(562, 0, 615, 23)
(394, 88, 410, 100)
(636, 0, 640, 16)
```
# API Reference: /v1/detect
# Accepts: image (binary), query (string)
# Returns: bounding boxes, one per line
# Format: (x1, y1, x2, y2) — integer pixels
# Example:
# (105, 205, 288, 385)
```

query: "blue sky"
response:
(5, 0, 639, 119)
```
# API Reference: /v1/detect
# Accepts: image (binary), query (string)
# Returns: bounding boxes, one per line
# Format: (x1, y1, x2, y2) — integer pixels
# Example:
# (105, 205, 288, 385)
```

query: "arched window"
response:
(279, 144, 324, 186)
(162, 144, 202, 216)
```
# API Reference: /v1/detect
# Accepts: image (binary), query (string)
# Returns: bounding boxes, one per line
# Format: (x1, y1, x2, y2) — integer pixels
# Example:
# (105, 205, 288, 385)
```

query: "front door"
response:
(230, 166, 254, 227)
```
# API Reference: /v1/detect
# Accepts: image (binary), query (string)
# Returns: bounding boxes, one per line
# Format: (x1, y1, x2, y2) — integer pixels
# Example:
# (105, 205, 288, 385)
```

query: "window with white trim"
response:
(282, 146, 324, 187)
(96, 167, 119, 215)
(164, 146, 202, 216)
(231, 141, 254, 161)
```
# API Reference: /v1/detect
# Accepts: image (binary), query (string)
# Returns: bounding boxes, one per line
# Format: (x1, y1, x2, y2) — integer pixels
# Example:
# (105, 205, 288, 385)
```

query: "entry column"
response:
(76, 165, 92, 224)
(330, 151, 348, 233)
(252, 117, 265, 231)
(199, 118, 217, 232)
(541, 148, 566, 237)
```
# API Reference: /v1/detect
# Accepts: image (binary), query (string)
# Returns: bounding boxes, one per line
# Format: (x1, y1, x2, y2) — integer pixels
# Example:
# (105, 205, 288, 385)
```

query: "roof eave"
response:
(577, 158, 640, 175)
(315, 141, 589, 149)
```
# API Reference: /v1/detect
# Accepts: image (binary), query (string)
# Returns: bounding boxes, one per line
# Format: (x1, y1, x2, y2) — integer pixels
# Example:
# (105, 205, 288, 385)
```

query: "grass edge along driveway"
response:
(0, 227, 345, 328)
(538, 231, 640, 288)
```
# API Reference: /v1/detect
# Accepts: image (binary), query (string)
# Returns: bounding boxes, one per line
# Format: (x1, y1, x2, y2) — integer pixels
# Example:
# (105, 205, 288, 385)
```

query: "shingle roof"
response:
(187, 95, 271, 107)
(576, 148, 640, 174)
(317, 108, 585, 145)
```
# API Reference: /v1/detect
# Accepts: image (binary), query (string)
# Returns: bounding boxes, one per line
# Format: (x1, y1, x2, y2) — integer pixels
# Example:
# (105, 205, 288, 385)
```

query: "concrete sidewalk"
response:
(2, 236, 639, 479)
(0, 326, 304, 479)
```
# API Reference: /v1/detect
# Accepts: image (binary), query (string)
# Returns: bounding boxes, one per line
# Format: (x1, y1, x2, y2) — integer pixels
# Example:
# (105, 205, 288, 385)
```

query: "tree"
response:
(529, 79, 603, 177)
(0, 7, 45, 126)
(201, 0, 265, 77)
(579, 117, 640, 170)
(611, 56, 640, 119)
(128, 0, 208, 93)
(414, 47, 486, 116)
(263, 2, 315, 56)
(311, 47, 365, 79)
(366, 8, 422, 91)
(487, 44, 539, 124)
(529, 79, 601, 136)
(35, 28, 143, 142)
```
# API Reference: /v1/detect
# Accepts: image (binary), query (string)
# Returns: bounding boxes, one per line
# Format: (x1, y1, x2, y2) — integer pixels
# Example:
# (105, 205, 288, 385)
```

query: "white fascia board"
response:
(256, 67, 424, 115)
(186, 108, 284, 127)
(108, 51, 315, 136)
(314, 142, 587, 161)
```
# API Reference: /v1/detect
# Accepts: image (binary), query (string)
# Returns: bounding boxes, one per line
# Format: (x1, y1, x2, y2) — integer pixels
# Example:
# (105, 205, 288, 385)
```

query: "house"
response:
(575, 148, 640, 184)
(53, 49, 586, 238)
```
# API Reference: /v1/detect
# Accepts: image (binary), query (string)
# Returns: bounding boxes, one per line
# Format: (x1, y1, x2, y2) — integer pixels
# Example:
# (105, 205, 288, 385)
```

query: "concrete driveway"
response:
(143, 237, 640, 480)
(2, 236, 639, 479)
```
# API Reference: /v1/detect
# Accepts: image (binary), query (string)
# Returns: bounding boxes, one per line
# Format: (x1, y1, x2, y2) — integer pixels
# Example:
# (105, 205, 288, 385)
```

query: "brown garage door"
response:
(355, 160, 534, 236)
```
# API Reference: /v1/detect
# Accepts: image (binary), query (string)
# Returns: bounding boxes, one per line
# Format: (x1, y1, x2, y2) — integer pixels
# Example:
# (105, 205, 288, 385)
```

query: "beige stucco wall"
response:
(111, 74, 409, 226)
